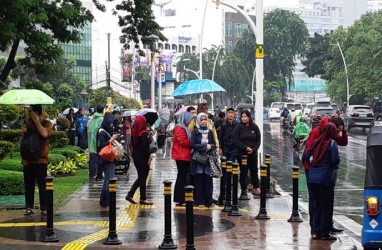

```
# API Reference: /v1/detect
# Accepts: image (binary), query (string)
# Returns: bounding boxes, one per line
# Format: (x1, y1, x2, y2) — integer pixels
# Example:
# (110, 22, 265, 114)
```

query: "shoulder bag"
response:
(191, 150, 209, 165)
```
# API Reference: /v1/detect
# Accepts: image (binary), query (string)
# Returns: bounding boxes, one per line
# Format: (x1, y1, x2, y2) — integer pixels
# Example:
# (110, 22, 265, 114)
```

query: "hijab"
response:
(101, 113, 116, 133)
(175, 111, 193, 139)
(196, 112, 209, 133)
(310, 122, 337, 165)
(132, 115, 148, 145)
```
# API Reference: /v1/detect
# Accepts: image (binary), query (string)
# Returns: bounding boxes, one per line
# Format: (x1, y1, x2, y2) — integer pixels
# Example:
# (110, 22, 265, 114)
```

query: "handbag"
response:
(191, 150, 209, 165)
(208, 155, 222, 178)
(112, 140, 125, 159)
(148, 132, 158, 153)
(98, 143, 116, 162)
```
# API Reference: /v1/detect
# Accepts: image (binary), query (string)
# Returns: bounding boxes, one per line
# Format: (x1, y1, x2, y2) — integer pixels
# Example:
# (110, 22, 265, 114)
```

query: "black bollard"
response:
(229, 163, 242, 216)
(185, 185, 195, 250)
(265, 154, 274, 198)
(222, 161, 233, 212)
(41, 176, 59, 242)
(288, 166, 303, 222)
(104, 178, 122, 245)
(159, 180, 177, 249)
(238, 155, 250, 200)
(255, 165, 270, 220)
(217, 156, 227, 205)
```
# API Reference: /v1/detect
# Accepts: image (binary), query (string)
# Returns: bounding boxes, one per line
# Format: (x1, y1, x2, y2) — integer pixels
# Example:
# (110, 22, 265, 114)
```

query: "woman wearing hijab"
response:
(233, 110, 261, 197)
(305, 122, 340, 241)
(190, 113, 216, 207)
(97, 113, 119, 208)
(172, 112, 194, 206)
(125, 116, 153, 205)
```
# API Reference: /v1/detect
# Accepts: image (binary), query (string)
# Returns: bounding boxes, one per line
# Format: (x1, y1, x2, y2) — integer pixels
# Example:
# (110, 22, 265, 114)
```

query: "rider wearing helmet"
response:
(293, 116, 310, 147)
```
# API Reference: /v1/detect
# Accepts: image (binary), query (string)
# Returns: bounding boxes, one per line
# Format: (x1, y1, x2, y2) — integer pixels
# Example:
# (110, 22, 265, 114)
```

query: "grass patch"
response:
(53, 169, 88, 209)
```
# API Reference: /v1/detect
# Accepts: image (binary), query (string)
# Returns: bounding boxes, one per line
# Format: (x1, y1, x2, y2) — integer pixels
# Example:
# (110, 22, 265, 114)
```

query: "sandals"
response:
(41, 210, 47, 216)
(24, 208, 34, 216)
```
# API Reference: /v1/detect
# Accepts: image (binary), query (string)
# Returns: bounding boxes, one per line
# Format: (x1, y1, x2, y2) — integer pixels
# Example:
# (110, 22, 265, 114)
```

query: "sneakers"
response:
(24, 208, 34, 216)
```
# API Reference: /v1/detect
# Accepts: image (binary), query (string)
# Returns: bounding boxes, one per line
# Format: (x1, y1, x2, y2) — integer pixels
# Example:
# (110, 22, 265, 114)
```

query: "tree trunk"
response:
(0, 40, 20, 86)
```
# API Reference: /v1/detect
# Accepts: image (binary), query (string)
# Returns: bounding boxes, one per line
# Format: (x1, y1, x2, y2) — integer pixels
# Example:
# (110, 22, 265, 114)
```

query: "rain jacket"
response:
(87, 112, 103, 154)
(295, 111, 304, 124)
(293, 122, 310, 140)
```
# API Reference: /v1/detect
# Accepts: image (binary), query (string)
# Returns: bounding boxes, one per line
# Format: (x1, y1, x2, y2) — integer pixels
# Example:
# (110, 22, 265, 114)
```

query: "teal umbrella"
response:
(0, 89, 55, 104)
(171, 79, 226, 96)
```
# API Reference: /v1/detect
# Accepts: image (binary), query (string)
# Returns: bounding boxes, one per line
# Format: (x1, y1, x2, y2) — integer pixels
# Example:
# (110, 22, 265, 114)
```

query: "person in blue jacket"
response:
(190, 112, 216, 207)
(305, 122, 340, 241)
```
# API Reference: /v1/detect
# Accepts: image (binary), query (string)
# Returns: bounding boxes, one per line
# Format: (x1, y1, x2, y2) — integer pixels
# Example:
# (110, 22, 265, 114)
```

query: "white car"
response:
(268, 102, 285, 120)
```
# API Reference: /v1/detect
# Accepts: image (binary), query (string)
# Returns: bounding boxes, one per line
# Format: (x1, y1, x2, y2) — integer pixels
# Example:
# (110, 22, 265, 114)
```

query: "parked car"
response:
(362, 126, 382, 250)
(268, 102, 285, 121)
(344, 105, 374, 131)
(308, 106, 334, 129)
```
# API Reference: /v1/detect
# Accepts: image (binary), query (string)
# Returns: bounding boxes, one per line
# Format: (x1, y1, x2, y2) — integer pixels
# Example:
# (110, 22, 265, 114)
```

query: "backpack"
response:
(20, 126, 43, 161)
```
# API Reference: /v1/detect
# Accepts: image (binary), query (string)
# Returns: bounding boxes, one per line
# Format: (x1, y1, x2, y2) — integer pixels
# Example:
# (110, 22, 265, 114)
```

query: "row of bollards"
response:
(39, 155, 303, 248)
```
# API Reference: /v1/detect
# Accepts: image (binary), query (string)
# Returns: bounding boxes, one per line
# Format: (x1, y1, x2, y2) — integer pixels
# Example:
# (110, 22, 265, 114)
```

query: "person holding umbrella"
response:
(21, 104, 53, 216)
(125, 116, 154, 205)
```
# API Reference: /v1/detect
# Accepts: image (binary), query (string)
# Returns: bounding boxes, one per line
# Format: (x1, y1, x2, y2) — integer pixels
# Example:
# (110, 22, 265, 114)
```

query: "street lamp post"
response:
(147, 35, 159, 109)
(333, 41, 350, 107)
(211, 44, 224, 109)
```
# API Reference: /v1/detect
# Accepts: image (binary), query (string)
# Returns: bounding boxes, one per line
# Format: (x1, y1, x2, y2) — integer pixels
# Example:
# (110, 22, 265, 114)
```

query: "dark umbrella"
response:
(136, 108, 159, 126)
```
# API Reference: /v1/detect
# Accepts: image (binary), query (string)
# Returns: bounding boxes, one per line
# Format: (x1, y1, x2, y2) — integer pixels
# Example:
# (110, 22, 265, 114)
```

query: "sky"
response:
(91, 0, 300, 89)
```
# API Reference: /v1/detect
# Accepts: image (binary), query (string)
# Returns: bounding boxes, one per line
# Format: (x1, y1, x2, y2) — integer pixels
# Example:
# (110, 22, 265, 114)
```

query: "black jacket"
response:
(219, 119, 237, 150)
(233, 123, 261, 155)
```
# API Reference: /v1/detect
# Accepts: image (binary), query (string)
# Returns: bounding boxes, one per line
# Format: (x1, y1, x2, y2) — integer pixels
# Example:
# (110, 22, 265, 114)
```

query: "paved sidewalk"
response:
(0, 153, 359, 249)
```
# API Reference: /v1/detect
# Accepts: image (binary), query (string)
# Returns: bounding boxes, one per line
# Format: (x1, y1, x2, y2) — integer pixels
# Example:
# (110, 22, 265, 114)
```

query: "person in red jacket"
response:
(172, 111, 194, 206)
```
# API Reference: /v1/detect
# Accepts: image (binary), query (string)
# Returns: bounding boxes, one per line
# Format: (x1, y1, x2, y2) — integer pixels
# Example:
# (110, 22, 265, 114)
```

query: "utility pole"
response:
(107, 33, 111, 98)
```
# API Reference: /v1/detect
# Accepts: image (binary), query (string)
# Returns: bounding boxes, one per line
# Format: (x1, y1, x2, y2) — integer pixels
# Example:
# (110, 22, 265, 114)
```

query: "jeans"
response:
(99, 161, 116, 207)
(222, 147, 237, 163)
(23, 164, 47, 211)
(89, 153, 99, 178)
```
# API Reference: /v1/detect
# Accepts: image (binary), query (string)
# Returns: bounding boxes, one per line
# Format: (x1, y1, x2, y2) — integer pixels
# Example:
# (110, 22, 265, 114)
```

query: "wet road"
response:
(265, 120, 374, 226)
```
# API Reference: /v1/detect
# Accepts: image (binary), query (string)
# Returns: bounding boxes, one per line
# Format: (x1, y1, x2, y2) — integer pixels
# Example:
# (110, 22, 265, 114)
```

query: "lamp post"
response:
(332, 41, 350, 107)
(147, 35, 159, 109)
(211, 44, 224, 109)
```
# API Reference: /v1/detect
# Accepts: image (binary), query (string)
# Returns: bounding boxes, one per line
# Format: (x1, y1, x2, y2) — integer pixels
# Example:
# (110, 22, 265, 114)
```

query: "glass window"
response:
(235, 23, 242, 37)
(225, 22, 232, 37)
(225, 41, 233, 53)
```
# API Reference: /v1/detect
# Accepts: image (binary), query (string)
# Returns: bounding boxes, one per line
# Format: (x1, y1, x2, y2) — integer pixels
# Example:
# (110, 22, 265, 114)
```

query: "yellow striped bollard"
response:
(223, 161, 233, 212)
(104, 178, 122, 245)
(159, 180, 177, 249)
(265, 154, 274, 198)
(185, 185, 195, 250)
(229, 162, 242, 216)
(41, 177, 59, 242)
(255, 165, 270, 220)
(239, 155, 250, 200)
(288, 166, 303, 222)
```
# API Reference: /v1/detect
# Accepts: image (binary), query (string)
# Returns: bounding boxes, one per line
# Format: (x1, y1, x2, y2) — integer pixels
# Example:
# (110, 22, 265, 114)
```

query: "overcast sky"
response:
(91, 0, 300, 85)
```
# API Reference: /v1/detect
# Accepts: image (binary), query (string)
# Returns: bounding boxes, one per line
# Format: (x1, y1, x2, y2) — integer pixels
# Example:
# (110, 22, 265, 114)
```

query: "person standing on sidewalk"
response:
(87, 105, 104, 180)
(21, 105, 53, 216)
(304, 122, 339, 241)
(172, 112, 193, 206)
(125, 116, 153, 205)
(190, 113, 216, 207)
(219, 107, 237, 163)
(66, 108, 76, 146)
(233, 110, 261, 197)
(97, 113, 119, 208)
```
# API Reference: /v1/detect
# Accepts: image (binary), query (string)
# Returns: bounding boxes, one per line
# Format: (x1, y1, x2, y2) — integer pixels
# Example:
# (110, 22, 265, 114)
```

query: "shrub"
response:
(56, 117, 70, 131)
(49, 153, 67, 165)
(0, 129, 22, 143)
(0, 170, 24, 195)
(0, 158, 23, 172)
(75, 153, 88, 169)
(48, 159, 77, 176)
(64, 145, 84, 153)
(49, 131, 67, 148)
(0, 141, 15, 161)
(50, 148, 78, 159)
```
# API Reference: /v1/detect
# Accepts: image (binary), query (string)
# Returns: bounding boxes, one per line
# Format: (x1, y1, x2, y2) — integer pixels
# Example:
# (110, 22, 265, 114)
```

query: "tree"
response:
(0, 0, 93, 86)
(302, 33, 332, 78)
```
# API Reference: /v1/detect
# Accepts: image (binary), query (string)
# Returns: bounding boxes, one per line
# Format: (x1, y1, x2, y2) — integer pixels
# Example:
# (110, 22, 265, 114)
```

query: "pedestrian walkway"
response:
(0, 154, 359, 249)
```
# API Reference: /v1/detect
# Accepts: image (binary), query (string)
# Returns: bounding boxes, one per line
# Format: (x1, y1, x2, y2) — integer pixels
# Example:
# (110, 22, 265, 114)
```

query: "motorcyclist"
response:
(288, 108, 297, 126)
(293, 117, 310, 148)
(280, 106, 290, 126)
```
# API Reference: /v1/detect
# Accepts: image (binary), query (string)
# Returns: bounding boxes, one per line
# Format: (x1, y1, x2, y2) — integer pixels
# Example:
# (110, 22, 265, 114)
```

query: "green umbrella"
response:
(0, 89, 55, 105)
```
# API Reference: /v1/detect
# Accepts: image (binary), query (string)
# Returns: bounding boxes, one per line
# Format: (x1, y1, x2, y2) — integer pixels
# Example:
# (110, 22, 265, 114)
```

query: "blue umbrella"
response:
(172, 79, 226, 97)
